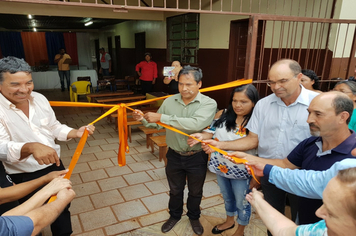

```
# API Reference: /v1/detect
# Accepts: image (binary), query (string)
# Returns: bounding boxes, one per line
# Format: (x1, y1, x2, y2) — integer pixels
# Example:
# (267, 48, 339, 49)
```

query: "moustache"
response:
(309, 123, 319, 129)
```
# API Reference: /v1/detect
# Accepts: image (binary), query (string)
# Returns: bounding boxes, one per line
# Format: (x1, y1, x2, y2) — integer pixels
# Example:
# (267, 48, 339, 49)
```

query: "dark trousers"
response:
(165, 148, 208, 220)
(140, 80, 153, 95)
(10, 161, 72, 236)
(102, 68, 110, 76)
(58, 70, 71, 91)
(261, 177, 299, 236)
(298, 197, 322, 224)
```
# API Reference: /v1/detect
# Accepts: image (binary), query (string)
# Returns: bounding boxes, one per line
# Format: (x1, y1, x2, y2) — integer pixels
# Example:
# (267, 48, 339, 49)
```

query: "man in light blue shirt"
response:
(203, 59, 319, 232)
(247, 158, 356, 199)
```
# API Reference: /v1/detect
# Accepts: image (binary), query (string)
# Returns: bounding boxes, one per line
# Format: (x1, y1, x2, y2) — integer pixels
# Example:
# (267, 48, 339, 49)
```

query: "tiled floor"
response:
(38, 89, 268, 236)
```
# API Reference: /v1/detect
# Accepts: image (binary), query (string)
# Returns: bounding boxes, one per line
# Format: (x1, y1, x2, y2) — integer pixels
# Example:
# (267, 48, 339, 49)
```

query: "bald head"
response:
(314, 91, 353, 123)
(270, 59, 301, 76)
(308, 91, 353, 137)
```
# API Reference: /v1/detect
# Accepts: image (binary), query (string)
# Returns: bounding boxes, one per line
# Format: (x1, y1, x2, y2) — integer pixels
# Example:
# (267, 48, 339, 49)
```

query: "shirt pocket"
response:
(40, 117, 49, 127)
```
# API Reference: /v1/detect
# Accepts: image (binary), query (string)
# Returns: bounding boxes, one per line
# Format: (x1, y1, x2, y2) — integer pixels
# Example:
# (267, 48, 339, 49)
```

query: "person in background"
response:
(333, 80, 356, 131)
(54, 48, 72, 92)
(188, 84, 259, 236)
(1, 177, 75, 236)
(132, 66, 217, 235)
(301, 69, 322, 93)
(246, 167, 356, 236)
(99, 47, 112, 76)
(163, 61, 183, 94)
(0, 56, 95, 236)
(135, 52, 157, 95)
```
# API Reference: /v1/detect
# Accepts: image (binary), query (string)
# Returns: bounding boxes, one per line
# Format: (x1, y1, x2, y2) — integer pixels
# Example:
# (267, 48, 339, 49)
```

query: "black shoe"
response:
(189, 219, 204, 235)
(161, 217, 179, 233)
(212, 223, 235, 234)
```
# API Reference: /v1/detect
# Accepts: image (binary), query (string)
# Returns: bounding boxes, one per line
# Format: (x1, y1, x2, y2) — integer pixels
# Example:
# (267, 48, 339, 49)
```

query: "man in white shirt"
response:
(201, 59, 319, 235)
(0, 56, 95, 236)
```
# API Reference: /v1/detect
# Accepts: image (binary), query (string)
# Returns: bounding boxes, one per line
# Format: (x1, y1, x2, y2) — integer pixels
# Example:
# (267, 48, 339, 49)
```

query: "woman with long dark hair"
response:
(188, 84, 259, 236)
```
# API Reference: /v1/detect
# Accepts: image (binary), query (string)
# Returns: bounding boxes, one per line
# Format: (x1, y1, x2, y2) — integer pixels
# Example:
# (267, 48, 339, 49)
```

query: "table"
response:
(31, 70, 98, 90)
(87, 91, 134, 102)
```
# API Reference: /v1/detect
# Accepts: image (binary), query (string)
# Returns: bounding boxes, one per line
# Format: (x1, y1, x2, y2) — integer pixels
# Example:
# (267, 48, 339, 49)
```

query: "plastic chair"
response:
(70, 81, 92, 102)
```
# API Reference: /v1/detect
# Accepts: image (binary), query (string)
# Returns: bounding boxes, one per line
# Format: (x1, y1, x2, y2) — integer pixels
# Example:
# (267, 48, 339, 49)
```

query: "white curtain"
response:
(76, 32, 93, 70)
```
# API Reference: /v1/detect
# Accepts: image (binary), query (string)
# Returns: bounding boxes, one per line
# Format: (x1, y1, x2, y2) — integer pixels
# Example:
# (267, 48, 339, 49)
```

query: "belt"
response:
(172, 149, 202, 156)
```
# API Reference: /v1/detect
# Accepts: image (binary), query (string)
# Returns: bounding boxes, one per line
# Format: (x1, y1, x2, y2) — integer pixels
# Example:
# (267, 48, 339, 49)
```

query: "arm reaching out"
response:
(0, 169, 68, 205)
(246, 188, 297, 236)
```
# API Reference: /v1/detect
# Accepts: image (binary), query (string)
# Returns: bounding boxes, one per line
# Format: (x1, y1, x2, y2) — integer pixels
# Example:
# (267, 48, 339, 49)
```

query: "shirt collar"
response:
(270, 85, 310, 106)
(315, 130, 356, 156)
(0, 92, 34, 109)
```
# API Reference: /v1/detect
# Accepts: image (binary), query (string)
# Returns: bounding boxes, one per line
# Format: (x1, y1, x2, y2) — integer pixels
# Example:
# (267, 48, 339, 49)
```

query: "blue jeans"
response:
(58, 70, 71, 91)
(216, 175, 251, 225)
(102, 68, 110, 76)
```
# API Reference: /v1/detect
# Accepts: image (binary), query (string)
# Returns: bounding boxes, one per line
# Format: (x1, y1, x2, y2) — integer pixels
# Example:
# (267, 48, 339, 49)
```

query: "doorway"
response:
(115, 35, 122, 79)
(135, 32, 146, 64)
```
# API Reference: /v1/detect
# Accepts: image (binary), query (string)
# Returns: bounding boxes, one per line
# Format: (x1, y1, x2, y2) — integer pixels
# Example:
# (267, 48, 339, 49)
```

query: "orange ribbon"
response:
(47, 79, 256, 200)
(126, 107, 259, 184)
(48, 129, 89, 203)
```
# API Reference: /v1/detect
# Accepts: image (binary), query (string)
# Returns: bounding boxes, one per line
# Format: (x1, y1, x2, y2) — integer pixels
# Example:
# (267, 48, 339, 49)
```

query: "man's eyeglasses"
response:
(267, 76, 296, 87)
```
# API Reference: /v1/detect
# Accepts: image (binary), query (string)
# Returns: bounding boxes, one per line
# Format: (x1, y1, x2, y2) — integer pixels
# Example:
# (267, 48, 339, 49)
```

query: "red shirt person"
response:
(135, 52, 157, 95)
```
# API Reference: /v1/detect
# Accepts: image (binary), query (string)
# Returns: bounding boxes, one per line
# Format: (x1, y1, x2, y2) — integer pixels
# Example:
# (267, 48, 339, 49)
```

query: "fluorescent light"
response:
(33, 28, 37, 32)
(28, 14, 32, 19)
(84, 21, 93, 26)
(113, 8, 128, 13)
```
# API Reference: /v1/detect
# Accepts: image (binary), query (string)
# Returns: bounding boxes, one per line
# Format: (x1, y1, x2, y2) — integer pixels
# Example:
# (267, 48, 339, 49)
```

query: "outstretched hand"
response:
(43, 169, 69, 183)
(76, 125, 95, 138)
(244, 160, 266, 177)
(201, 139, 217, 154)
(245, 188, 264, 207)
(41, 177, 73, 197)
(132, 109, 144, 121)
(187, 133, 203, 147)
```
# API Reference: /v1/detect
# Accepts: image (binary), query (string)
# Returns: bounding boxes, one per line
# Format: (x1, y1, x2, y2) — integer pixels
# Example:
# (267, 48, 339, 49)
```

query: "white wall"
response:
(92, 20, 166, 49)
(199, 14, 247, 49)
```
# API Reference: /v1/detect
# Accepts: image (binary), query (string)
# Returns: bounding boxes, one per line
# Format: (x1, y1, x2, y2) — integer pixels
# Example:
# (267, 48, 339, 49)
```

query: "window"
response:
(167, 13, 199, 64)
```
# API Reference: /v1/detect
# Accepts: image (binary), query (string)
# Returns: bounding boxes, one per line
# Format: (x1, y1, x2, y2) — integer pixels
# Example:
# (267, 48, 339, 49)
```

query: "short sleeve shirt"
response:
(287, 131, 356, 171)
(205, 120, 256, 179)
(100, 53, 111, 69)
(296, 220, 327, 236)
(246, 86, 318, 159)
(54, 54, 71, 71)
(0, 216, 34, 236)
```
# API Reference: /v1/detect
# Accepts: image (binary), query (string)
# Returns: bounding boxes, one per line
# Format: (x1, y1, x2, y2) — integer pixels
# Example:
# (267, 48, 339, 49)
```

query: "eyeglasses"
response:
(267, 76, 295, 87)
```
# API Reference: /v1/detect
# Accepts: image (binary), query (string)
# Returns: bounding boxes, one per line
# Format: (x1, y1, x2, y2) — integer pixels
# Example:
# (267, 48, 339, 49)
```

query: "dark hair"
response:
(302, 69, 320, 90)
(336, 167, 356, 219)
(213, 84, 259, 133)
(335, 80, 356, 95)
(177, 65, 203, 83)
(0, 56, 31, 84)
(144, 52, 152, 57)
(332, 93, 354, 124)
(99, 47, 105, 51)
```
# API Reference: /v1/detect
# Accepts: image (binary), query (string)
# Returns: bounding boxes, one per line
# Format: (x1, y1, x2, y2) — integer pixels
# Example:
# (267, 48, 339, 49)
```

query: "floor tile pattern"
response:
(37, 89, 267, 236)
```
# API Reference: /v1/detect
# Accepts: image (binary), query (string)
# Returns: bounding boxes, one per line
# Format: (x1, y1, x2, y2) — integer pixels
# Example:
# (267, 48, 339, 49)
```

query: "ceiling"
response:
(0, 14, 126, 31)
